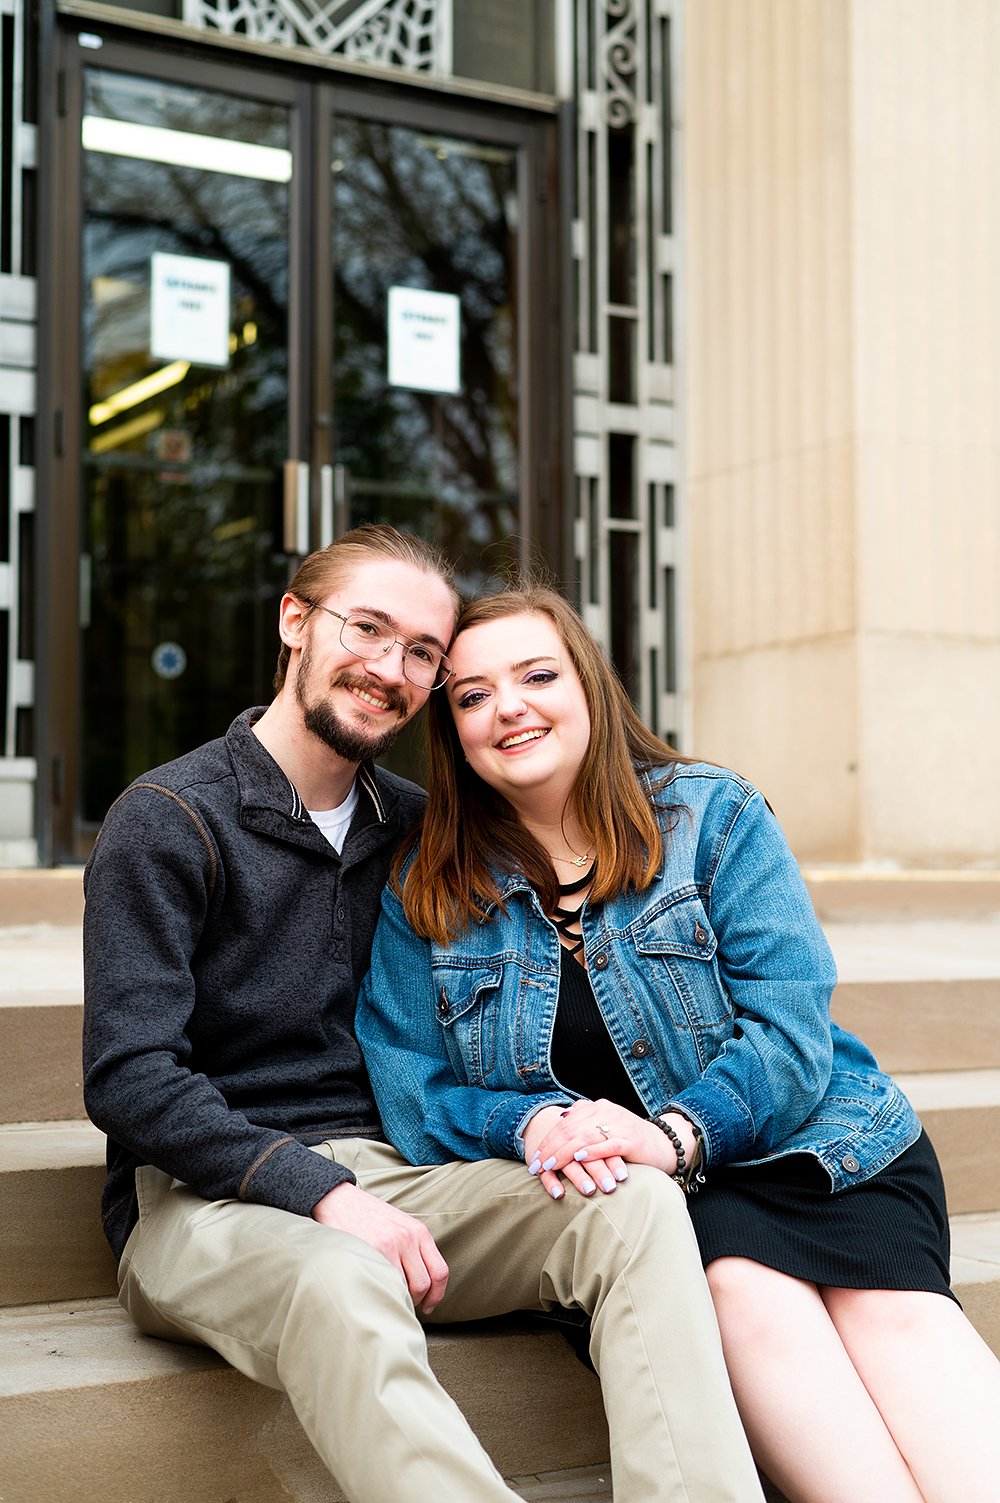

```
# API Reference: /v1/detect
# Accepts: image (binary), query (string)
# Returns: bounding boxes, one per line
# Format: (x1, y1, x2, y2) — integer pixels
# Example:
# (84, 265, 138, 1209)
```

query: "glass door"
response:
(78, 64, 297, 827)
(42, 32, 562, 859)
(329, 115, 522, 593)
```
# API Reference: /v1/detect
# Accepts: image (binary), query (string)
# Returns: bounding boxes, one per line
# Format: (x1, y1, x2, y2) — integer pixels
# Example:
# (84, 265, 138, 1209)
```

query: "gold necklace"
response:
(552, 847, 595, 869)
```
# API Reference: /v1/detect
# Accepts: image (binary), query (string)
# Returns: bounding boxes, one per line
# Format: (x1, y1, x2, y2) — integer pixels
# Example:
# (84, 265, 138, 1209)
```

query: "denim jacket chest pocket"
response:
(429, 956, 506, 1086)
(629, 891, 734, 1032)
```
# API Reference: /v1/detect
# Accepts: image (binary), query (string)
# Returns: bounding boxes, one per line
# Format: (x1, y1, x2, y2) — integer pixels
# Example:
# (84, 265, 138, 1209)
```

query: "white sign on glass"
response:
(150, 253, 231, 368)
(387, 286, 461, 395)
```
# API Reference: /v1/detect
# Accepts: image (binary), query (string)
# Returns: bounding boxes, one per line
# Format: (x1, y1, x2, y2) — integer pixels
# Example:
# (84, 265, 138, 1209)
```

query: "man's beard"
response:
(295, 641, 409, 764)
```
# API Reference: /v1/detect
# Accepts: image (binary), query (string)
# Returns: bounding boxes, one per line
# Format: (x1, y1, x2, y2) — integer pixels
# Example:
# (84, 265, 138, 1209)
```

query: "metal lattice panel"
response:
(0, 0, 37, 793)
(181, 0, 453, 72)
(564, 0, 684, 747)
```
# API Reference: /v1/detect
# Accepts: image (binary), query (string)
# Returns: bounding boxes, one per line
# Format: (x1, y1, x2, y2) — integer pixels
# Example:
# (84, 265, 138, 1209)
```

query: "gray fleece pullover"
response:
(83, 708, 425, 1259)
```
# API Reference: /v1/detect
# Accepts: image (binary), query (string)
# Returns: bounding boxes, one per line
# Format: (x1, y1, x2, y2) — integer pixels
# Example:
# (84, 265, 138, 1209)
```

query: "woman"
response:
(356, 586, 1000, 1503)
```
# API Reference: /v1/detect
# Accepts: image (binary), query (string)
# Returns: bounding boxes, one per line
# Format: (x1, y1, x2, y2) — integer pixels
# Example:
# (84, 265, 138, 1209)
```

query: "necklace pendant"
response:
(571, 854, 587, 867)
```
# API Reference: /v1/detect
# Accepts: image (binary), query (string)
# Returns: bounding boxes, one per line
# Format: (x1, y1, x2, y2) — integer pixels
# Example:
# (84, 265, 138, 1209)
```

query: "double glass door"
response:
(46, 30, 561, 858)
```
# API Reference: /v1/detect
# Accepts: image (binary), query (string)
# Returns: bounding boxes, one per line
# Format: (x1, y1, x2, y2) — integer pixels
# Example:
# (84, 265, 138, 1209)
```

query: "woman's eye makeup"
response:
(453, 666, 559, 710)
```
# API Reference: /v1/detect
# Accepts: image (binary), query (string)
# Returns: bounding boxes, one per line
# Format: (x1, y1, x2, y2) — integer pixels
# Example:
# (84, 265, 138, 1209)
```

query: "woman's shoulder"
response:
(643, 759, 759, 804)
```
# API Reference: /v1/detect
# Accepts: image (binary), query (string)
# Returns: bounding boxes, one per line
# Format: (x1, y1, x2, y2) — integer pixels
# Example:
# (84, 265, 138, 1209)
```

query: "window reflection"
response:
(332, 120, 521, 594)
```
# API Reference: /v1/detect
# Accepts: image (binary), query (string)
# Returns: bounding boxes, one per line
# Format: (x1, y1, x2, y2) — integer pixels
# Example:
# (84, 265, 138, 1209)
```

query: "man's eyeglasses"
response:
(304, 602, 453, 690)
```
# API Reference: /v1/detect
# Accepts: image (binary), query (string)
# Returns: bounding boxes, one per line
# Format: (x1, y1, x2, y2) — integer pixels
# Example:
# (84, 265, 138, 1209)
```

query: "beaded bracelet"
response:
(649, 1115, 706, 1194)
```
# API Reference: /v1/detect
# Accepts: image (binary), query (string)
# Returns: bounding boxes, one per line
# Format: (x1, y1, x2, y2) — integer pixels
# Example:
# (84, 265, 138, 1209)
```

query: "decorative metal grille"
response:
(565, 0, 684, 747)
(0, 0, 38, 853)
(181, 0, 453, 73)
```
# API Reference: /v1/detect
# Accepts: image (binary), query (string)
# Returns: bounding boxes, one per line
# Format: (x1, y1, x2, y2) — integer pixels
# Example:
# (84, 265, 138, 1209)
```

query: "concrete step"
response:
(0, 1121, 115, 1305)
(0, 922, 85, 1123)
(831, 978, 1000, 1074)
(2, 970, 997, 1126)
(0, 870, 84, 926)
(6, 865, 998, 929)
(804, 869, 1000, 922)
(3, 1209, 998, 1503)
(895, 1069, 1000, 1215)
(2, 917, 998, 1125)
(0, 992, 85, 1123)
(0, 1298, 608, 1503)
(951, 1211, 1000, 1352)
(2, 1112, 998, 1314)
(826, 914, 1000, 1074)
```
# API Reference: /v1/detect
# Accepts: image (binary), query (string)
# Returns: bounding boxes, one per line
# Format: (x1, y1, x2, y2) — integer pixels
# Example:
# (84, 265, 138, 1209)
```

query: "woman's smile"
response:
(447, 612, 591, 813)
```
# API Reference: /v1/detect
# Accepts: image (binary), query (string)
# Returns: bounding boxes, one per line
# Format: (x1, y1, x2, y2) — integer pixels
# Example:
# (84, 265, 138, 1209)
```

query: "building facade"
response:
(1, 0, 997, 867)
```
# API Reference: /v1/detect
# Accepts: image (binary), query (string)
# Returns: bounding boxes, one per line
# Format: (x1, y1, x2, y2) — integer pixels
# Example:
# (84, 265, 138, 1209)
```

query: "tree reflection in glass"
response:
(332, 121, 520, 595)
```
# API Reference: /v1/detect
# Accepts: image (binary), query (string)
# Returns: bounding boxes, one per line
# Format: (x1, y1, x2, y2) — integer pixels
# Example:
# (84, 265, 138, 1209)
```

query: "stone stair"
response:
(1, 871, 999, 1503)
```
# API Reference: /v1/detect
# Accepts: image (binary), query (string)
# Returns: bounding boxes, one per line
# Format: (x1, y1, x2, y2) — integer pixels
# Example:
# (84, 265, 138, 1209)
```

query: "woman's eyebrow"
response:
(450, 656, 558, 691)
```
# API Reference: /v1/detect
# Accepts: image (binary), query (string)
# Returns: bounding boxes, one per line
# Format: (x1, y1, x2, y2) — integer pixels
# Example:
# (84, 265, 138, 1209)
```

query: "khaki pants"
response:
(119, 1142, 762, 1503)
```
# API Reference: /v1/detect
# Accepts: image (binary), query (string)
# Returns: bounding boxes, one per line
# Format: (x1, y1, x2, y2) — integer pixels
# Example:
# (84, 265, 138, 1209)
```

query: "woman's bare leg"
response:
(706, 1257, 924, 1503)
(822, 1286, 1000, 1503)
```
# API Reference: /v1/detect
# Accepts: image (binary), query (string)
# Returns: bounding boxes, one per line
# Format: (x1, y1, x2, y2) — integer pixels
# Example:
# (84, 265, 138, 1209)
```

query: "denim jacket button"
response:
(630, 1039, 651, 1058)
(841, 1154, 860, 1173)
(592, 952, 610, 971)
(693, 924, 709, 945)
(437, 989, 450, 1017)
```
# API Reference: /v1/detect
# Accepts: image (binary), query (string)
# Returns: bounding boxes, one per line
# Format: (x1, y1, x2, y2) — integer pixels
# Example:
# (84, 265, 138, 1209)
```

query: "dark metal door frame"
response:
(36, 15, 565, 862)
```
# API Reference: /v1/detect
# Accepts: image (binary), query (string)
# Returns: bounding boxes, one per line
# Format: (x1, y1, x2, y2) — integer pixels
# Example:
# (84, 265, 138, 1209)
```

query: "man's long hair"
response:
(398, 586, 694, 943)
(273, 525, 460, 691)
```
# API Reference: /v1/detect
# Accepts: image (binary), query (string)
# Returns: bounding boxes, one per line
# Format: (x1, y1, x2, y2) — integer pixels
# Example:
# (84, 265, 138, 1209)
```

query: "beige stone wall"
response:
(684, 0, 1000, 865)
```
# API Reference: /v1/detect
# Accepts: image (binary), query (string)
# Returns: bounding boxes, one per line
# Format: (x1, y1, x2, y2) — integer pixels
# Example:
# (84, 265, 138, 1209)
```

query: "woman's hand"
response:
(523, 1102, 628, 1199)
(525, 1099, 699, 1197)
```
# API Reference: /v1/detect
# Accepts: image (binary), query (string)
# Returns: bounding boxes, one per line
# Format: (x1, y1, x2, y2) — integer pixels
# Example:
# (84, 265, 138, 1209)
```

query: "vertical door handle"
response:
(319, 464, 334, 548)
(79, 554, 92, 629)
(333, 463, 351, 538)
(283, 460, 310, 555)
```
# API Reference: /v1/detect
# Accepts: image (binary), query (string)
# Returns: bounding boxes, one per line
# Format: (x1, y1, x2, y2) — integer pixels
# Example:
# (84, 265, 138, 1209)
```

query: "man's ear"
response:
(278, 593, 311, 651)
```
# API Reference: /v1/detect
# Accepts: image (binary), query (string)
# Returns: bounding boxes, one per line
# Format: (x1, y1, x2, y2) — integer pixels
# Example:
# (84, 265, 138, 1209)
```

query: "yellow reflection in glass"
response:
(89, 361, 190, 426)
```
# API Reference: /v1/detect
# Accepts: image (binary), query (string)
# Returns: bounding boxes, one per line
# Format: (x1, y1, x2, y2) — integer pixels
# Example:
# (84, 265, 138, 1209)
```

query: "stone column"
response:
(684, 0, 999, 865)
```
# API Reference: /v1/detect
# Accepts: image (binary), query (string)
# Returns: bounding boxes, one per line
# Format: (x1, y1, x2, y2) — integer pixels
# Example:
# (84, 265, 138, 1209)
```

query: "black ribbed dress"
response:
(552, 951, 954, 1301)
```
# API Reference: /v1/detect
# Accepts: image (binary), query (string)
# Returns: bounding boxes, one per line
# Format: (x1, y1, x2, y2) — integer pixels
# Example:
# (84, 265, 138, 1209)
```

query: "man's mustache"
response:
(332, 671, 408, 717)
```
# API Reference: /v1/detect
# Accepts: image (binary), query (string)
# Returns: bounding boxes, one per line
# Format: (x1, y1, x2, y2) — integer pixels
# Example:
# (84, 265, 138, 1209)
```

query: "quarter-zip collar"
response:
(228, 708, 401, 863)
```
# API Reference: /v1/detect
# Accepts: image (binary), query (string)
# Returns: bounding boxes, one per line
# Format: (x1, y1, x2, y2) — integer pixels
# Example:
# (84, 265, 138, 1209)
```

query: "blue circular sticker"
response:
(151, 641, 188, 680)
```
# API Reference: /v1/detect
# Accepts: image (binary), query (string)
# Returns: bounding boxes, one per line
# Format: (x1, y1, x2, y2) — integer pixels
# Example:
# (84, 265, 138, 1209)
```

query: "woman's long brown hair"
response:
(398, 586, 695, 943)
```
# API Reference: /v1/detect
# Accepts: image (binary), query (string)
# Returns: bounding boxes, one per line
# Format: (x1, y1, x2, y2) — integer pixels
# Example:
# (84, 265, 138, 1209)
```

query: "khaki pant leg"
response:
(118, 1162, 520, 1503)
(348, 1146, 764, 1503)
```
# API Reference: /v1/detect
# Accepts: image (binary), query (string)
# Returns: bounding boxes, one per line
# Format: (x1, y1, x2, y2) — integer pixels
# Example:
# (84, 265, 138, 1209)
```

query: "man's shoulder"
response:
(130, 735, 235, 800)
(97, 712, 262, 835)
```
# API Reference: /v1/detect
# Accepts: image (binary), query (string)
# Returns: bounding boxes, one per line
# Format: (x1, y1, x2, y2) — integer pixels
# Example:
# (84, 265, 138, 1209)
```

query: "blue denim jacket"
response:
(356, 764, 921, 1192)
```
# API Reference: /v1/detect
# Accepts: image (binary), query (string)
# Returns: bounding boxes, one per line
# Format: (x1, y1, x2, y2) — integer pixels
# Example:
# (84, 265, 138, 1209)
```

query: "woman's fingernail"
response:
(542, 1156, 557, 1172)
(549, 1183, 564, 1199)
(573, 1148, 589, 1162)
(614, 1166, 629, 1181)
(580, 1176, 596, 1194)
(601, 1175, 616, 1192)
(528, 1159, 541, 1175)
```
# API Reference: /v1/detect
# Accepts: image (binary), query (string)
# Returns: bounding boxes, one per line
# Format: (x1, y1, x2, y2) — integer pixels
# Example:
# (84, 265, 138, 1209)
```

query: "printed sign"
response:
(151, 253, 231, 368)
(387, 286, 461, 395)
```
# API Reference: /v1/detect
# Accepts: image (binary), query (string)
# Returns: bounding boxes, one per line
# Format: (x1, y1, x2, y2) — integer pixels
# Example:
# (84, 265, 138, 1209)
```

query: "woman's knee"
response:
(706, 1257, 822, 1345)
(822, 1285, 959, 1343)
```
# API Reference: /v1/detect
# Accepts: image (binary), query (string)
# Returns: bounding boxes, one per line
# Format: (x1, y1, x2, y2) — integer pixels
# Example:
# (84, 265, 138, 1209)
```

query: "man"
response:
(83, 525, 763, 1503)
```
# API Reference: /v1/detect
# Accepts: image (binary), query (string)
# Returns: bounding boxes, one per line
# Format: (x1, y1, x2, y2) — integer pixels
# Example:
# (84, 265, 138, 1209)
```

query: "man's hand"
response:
(312, 1181, 449, 1313)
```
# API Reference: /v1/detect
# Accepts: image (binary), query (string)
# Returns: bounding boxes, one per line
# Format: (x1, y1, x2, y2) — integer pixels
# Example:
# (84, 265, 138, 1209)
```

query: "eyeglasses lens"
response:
(341, 616, 446, 689)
